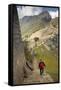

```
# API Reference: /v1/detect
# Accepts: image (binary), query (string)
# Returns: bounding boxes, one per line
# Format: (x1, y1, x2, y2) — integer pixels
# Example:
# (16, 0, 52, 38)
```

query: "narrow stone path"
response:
(23, 69, 53, 84)
(23, 58, 54, 84)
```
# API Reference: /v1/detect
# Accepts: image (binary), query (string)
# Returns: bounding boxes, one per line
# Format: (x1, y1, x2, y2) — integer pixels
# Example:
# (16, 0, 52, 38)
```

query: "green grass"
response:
(33, 45, 58, 82)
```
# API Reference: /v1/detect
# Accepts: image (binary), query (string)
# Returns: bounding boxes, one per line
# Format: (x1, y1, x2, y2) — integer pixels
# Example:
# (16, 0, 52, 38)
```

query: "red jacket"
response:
(39, 62, 45, 69)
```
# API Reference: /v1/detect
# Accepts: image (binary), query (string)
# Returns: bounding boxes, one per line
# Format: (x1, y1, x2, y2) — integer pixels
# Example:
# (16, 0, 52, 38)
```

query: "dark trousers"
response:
(40, 69, 44, 75)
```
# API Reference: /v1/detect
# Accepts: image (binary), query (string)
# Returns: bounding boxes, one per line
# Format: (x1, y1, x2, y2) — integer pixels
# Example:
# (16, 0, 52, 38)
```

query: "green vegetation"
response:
(33, 45, 58, 82)
(51, 17, 58, 28)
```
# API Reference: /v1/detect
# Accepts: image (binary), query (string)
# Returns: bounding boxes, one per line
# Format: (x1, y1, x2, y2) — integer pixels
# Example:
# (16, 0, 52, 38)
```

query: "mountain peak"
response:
(39, 11, 51, 22)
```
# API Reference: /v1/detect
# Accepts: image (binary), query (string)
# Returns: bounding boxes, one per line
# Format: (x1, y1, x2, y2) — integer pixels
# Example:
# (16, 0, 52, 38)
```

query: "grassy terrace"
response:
(34, 45, 58, 82)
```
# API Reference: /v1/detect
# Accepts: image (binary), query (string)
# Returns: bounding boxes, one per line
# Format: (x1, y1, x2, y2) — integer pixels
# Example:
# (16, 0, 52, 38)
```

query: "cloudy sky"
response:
(17, 6, 58, 19)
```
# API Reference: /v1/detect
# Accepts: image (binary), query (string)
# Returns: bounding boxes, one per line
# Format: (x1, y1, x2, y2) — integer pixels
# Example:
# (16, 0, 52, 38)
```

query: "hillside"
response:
(20, 11, 51, 39)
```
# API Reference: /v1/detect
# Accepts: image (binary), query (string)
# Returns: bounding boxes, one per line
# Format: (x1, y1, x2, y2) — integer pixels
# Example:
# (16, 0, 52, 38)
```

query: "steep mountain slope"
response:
(20, 11, 51, 39)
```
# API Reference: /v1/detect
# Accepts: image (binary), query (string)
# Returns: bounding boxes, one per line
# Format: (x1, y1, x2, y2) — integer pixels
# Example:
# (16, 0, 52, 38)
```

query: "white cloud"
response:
(22, 6, 33, 16)
(17, 6, 42, 19)
(49, 11, 58, 18)
(17, 6, 58, 19)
